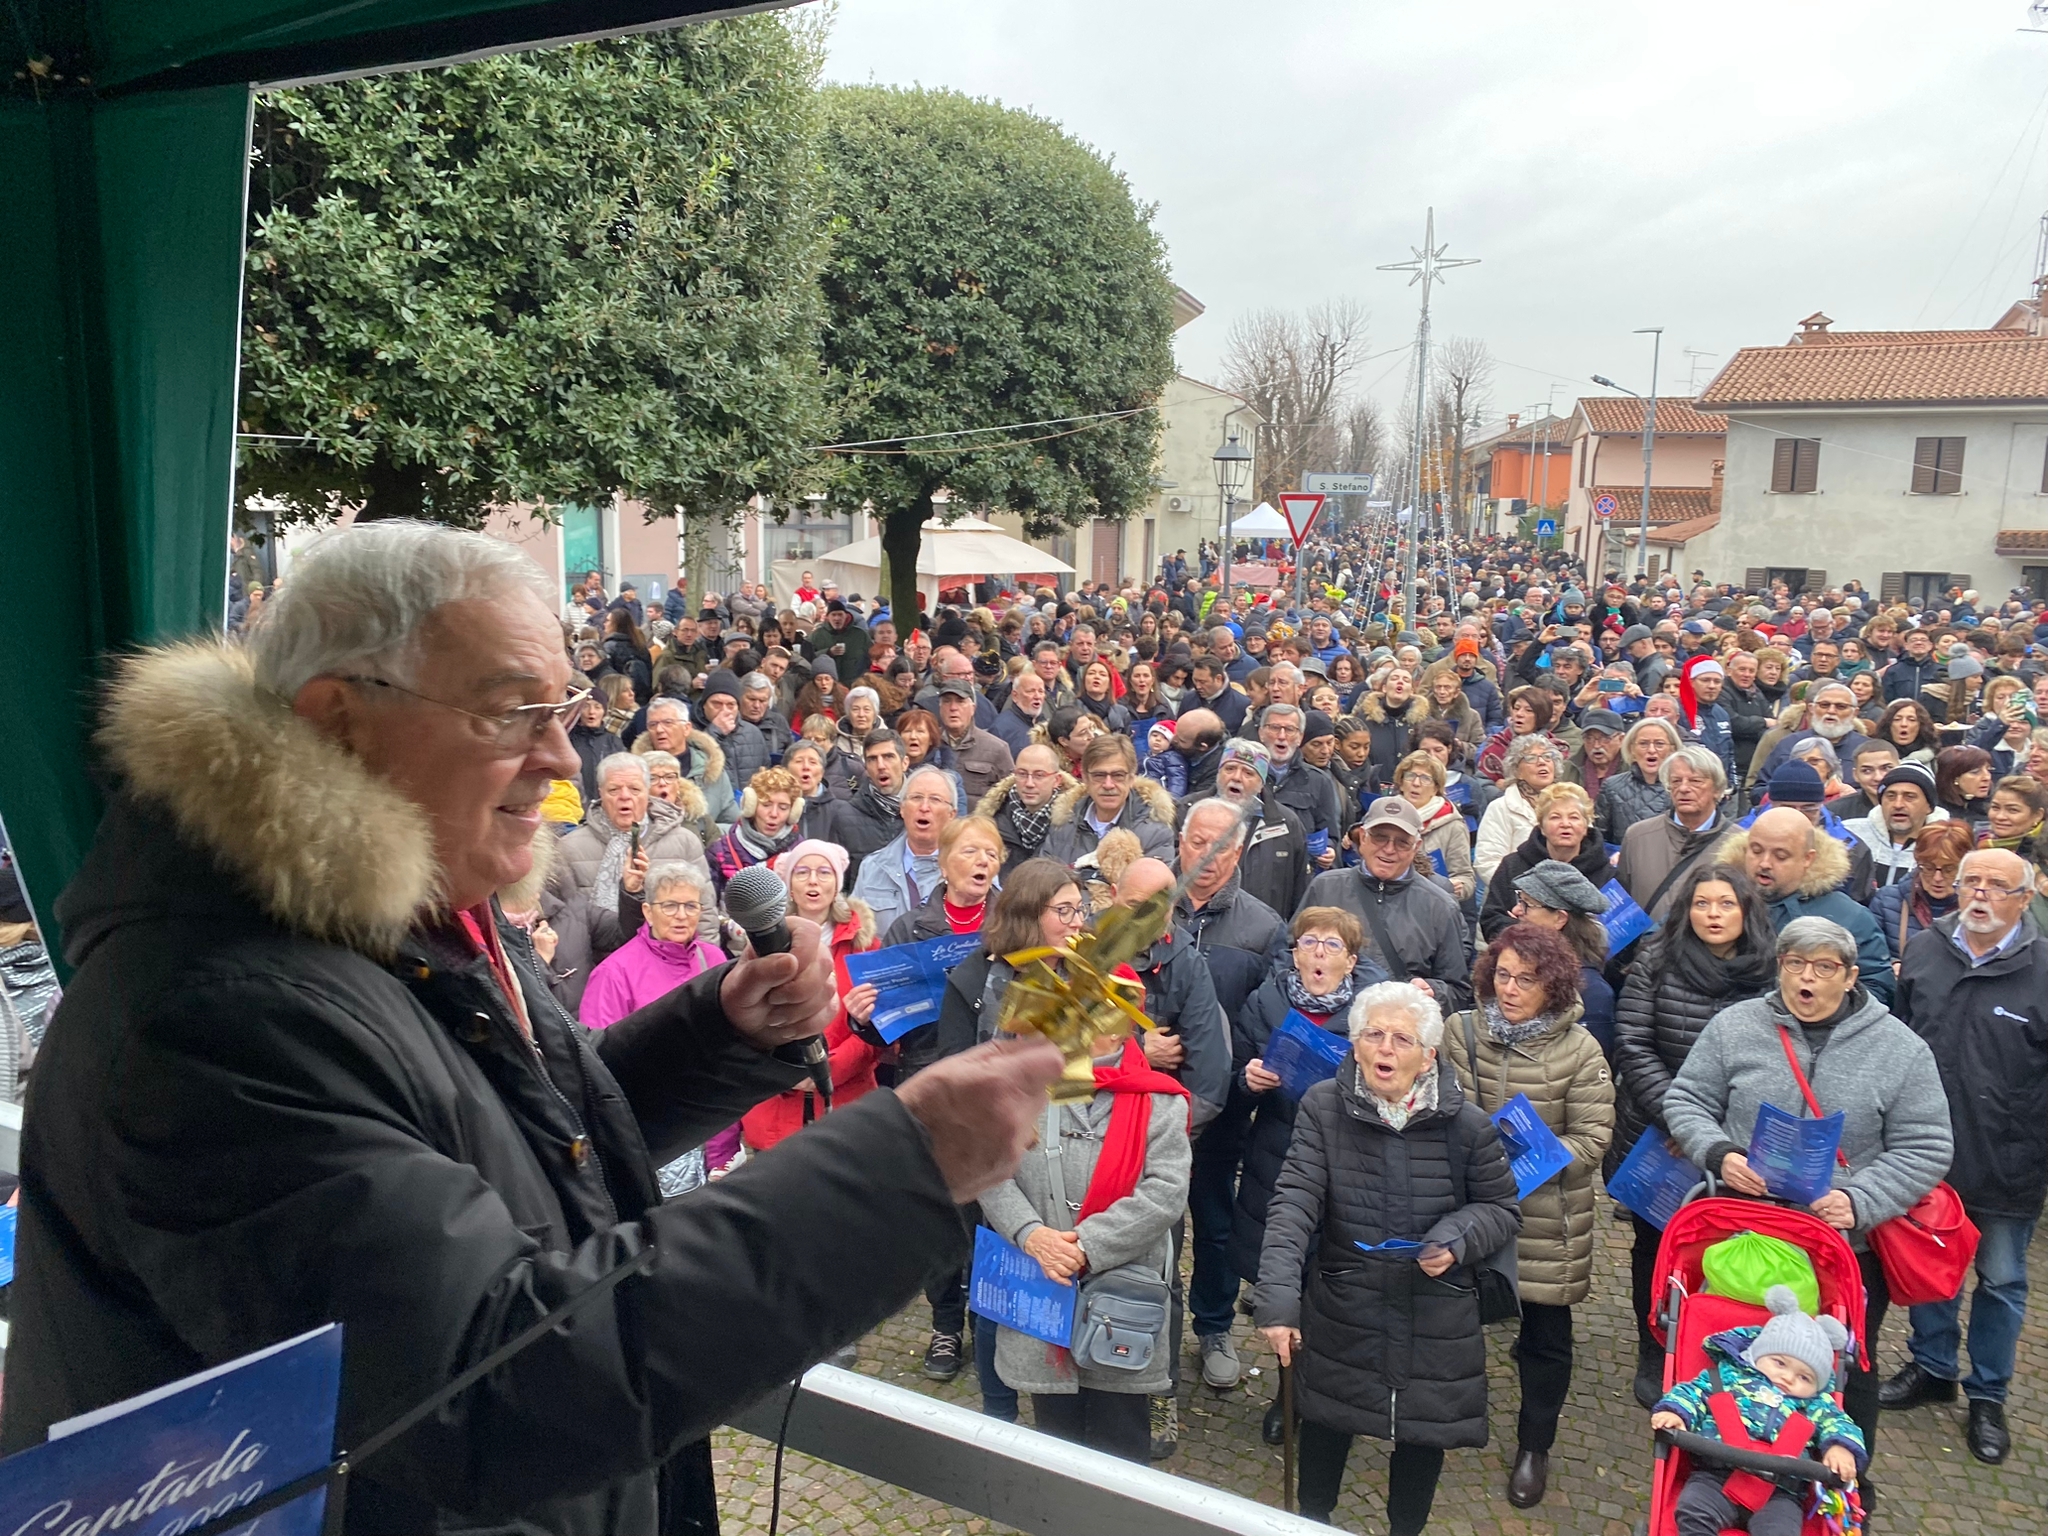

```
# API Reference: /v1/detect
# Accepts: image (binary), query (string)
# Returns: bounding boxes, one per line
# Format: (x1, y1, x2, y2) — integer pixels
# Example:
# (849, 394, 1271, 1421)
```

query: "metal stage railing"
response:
(728, 1364, 1327, 1535)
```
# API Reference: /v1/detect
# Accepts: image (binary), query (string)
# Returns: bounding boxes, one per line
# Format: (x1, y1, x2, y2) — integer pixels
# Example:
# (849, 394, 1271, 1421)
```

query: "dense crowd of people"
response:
(171, 535, 2046, 1532)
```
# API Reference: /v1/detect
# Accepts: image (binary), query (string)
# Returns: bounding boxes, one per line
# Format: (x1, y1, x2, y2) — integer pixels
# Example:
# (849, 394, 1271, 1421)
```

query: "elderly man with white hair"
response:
(1886, 846, 2048, 1465)
(3, 522, 1061, 1535)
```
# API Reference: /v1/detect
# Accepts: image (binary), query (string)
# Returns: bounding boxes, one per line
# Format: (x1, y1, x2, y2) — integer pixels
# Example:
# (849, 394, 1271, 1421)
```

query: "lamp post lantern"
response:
(1213, 423, 1252, 614)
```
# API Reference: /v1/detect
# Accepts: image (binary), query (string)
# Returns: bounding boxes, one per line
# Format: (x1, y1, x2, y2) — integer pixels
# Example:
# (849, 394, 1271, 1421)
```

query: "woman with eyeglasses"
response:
(1254, 981, 1521, 1533)
(1609, 863, 1778, 1407)
(1664, 914, 1953, 1465)
(1440, 923, 1614, 1510)
(576, 861, 727, 1195)
(1229, 907, 1390, 1447)
(1869, 819, 1972, 965)
(908, 860, 1093, 1423)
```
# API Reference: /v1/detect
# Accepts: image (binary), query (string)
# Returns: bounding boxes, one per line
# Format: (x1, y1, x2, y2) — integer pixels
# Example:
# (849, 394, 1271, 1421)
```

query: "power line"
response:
(810, 406, 1154, 452)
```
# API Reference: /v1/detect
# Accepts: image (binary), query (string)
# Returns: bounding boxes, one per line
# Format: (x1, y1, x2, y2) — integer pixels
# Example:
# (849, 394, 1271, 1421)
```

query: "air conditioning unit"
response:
(1165, 496, 1186, 512)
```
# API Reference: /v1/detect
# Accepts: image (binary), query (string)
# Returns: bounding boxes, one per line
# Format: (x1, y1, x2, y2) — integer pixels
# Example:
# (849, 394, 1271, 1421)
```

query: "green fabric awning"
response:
(0, 1, 791, 944)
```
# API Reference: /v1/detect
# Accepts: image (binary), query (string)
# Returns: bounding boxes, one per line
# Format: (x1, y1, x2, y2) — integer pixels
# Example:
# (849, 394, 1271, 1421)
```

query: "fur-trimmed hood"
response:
(1354, 693, 1429, 728)
(1711, 821, 1852, 900)
(837, 897, 878, 954)
(975, 770, 1078, 820)
(632, 727, 724, 792)
(1047, 776, 1177, 828)
(96, 640, 443, 957)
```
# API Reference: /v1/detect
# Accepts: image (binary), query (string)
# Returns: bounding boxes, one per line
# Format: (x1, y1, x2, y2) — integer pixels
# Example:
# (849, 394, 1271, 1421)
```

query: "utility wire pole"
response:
(1635, 328, 1662, 582)
(1379, 209, 1477, 631)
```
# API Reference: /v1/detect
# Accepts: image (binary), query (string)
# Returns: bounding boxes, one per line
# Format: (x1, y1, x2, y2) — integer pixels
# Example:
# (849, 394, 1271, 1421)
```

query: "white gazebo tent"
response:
(1224, 501, 1290, 539)
(769, 515, 1075, 612)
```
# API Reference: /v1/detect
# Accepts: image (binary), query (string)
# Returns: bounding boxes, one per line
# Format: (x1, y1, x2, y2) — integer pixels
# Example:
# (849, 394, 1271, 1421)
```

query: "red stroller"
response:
(1639, 1197, 1870, 1536)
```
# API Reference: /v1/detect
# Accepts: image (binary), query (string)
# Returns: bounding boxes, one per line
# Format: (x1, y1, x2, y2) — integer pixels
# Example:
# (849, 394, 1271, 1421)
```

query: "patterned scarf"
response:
(855, 777, 903, 822)
(1364, 1058, 1440, 1130)
(734, 817, 800, 863)
(1483, 999, 1557, 1049)
(592, 818, 643, 917)
(1283, 964, 1357, 1019)
(1006, 788, 1056, 853)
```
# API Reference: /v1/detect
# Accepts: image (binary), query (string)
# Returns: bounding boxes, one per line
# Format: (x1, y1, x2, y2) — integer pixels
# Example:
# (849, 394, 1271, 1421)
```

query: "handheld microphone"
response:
(722, 864, 831, 1111)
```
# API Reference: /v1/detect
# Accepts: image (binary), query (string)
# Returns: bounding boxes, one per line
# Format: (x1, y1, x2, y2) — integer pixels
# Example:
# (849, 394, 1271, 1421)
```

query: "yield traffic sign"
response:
(1278, 492, 1326, 547)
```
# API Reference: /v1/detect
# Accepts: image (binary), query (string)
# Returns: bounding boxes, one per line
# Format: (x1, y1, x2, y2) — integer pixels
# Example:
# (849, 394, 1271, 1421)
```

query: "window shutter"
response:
(1772, 438, 1798, 493)
(1880, 572, 1905, 603)
(1936, 437, 1966, 495)
(1744, 567, 1768, 590)
(1912, 437, 1940, 495)
(2039, 437, 2048, 494)
(1792, 439, 1819, 493)
(1950, 573, 1972, 591)
(1807, 569, 1826, 593)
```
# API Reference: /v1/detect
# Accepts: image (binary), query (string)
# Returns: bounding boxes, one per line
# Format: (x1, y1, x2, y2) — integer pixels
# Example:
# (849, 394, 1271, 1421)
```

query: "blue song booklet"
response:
(0, 1322, 343, 1536)
(968, 1226, 1077, 1349)
(1490, 1093, 1575, 1201)
(1354, 1237, 1425, 1257)
(1608, 1127, 1703, 1230)
(1598, 879, 1655, 953)
(1265, 1010, 1351, 1100)
(843, 931, 986, 1043)
(1746, 1101, 1844, 1206)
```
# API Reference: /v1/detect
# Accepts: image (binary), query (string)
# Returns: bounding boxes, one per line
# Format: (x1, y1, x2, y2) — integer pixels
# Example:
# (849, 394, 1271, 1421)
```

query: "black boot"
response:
(1876, 1360, 1955, 1411)
(1968, 1399, 2010, 1464)
(1261, 1393, 1286, 1446)
(1633, 1342, 1666, 1411)
(1507, 1448, 1549, 1507)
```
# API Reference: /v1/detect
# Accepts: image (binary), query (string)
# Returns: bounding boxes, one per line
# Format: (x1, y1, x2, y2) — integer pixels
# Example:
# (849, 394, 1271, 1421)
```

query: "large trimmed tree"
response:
(817, 86, 1177, 623)
(238, 17, 835, 532)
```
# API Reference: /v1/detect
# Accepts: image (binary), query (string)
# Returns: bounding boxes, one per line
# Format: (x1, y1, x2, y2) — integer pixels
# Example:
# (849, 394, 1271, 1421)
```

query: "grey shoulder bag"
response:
(1042, 1102, 1171, 1373)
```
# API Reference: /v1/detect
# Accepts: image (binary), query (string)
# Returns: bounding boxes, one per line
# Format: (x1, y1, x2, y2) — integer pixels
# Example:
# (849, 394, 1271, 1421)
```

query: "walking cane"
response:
(1280, 1357, 1297, 1514)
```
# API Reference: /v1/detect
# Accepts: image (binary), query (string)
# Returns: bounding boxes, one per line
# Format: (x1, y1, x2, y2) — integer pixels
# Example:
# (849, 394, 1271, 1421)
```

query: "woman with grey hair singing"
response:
(1255, 982, 1521, 1532)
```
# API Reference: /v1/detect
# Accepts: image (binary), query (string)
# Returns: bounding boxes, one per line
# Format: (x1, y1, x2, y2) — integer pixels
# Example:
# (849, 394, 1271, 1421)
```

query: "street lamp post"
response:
(1593, 324, 1663, 584)
(1212, 424, 1252, 618)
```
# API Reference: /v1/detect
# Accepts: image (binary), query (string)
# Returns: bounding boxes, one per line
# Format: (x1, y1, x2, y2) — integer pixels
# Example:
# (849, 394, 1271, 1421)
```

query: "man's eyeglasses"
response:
(1295, 934, 1349, 956)
(1958, 878, 2027, 898)
(1779, 956, 1846, 980)
(342, 675, 590, 755)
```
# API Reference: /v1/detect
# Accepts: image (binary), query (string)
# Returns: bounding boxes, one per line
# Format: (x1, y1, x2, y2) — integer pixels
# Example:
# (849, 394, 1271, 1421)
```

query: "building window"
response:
(1770, 438, 1820, 493)
(1910, 437, 1965, 495)
(2022, 566, 2048, 602)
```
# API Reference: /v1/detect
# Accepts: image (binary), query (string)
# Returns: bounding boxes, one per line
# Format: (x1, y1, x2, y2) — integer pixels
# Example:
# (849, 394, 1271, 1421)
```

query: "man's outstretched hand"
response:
(719, 916, 838, 1052)
(897, 1038, 1065, 1203)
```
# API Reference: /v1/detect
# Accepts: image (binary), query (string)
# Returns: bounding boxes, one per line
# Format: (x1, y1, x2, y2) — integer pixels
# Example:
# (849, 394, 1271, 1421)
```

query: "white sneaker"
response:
(1199, 1332, 1242, 1389)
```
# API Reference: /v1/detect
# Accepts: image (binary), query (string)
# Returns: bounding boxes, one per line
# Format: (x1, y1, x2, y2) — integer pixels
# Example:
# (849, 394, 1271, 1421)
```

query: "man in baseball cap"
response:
(1297, 796, 1471, 1010)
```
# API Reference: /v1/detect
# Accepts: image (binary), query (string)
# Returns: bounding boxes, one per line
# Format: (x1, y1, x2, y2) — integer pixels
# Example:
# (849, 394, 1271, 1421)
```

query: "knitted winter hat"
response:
(1766, 760, 1826, 805)
(1744, 1285, 1849, 1393)
(1877, 762, 1937, 810)
(1219, 738, 1272, 785)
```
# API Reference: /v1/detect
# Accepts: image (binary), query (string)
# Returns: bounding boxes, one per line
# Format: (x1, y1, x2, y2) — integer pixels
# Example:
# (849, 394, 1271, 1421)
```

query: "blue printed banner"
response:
(1265, 1010, 1351, 1100)
(1490, 1093, 1574, 1201)
(1598, 878, 1655, 952)
(1609, 1128, 1703, 1230)
(0, 1323, 343, 1536)
(968, 1225, 1077, 1349)
(1747, 1101, 1844, 1206)
(844, 931, 986, 1043)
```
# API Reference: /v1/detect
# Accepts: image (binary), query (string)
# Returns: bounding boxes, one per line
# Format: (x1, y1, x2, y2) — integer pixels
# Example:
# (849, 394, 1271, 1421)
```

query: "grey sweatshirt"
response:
(1662, 989, 1953, 1245)
(979, 1088, 1192, 1395)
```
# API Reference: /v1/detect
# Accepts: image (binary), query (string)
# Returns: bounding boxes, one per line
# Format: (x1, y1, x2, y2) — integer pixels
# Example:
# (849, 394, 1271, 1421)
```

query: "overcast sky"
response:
(823, 0, 2048, 431)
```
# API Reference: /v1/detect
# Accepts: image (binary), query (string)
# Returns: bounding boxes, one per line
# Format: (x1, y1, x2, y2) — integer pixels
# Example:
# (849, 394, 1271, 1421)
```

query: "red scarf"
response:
(1074, 1039, 1191, 1224)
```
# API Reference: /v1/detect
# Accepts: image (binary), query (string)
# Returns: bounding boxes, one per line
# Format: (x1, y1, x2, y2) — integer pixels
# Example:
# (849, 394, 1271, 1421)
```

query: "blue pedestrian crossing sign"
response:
(1535, 518, 1557, 537)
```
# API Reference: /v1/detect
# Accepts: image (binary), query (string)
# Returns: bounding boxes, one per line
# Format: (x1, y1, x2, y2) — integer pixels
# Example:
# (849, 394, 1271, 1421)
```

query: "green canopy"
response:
(0, 1, 785, 942)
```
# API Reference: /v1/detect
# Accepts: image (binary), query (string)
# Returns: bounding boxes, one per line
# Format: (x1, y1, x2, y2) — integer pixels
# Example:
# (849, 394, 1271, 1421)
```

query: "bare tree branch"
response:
(1221, 299, 1370, 507)
(1433, 336, 1493, 534)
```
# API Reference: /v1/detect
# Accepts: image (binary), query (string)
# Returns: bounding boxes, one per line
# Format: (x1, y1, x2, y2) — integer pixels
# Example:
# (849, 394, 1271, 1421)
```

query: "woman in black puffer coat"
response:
(1609, 861, 1776, 1407)
(1254, 981, 1522, 1533)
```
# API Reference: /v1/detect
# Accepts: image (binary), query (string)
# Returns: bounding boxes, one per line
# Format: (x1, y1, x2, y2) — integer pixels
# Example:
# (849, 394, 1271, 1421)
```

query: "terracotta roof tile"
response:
(1994, 529, 2048, 555)
(1589, 485, 1715, 524)
(1791, 328, 2016, 346)
(1647, 513, 1722, 544)
(1699, 336, 2048, 409)
(1579, 396, 1727, 436)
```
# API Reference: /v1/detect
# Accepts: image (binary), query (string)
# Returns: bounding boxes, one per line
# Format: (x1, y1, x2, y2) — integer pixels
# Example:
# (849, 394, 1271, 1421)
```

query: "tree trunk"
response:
(356, 455, 429, 522)
(680, 510, 714, 619)
(881, 499, 928, 632)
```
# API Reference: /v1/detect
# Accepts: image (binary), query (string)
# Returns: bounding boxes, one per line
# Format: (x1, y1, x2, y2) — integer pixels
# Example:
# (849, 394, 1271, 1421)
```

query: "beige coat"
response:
(1441, 1002, 1615, 1307)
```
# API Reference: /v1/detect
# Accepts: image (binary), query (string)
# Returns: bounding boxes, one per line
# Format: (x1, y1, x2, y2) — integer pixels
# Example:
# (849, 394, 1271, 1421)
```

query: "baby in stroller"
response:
(1650, 1285, 1866, 1536)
